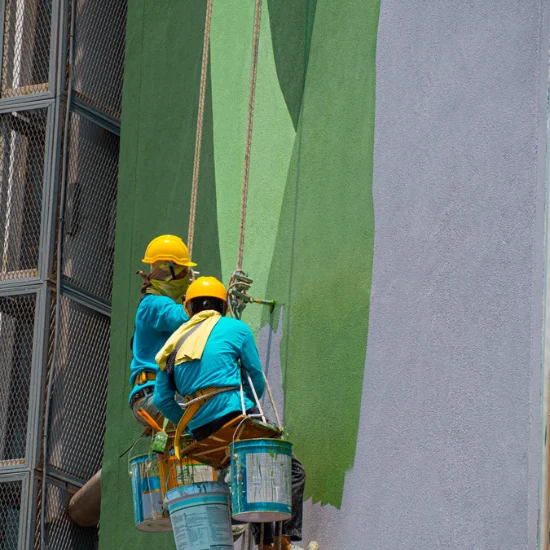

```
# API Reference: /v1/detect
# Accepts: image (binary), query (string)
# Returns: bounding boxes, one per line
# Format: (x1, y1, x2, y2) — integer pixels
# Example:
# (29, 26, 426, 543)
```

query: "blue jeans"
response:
(251, 456, 306, 544)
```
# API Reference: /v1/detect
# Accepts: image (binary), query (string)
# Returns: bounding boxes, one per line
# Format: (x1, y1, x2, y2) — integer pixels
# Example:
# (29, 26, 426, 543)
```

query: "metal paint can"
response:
(158, 450, 217, 501)
(165, 481, 233, 550)
(230, 438, 292, 522)
(129, 454, 171, 532)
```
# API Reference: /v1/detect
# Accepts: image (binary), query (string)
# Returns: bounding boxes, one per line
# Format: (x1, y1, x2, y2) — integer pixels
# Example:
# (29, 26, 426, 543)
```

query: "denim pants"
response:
(251, 456, 306, 544)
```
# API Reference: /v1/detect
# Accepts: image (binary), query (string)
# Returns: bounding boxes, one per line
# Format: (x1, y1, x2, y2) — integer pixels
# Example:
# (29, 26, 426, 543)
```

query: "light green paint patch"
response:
(209, 0, 252, 282)
(264, 0, 380, 507)
(210, 0, 295, 334)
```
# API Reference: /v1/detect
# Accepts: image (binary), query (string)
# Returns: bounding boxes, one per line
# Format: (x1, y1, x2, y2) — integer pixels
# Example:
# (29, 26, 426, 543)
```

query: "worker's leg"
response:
(252, 456, 306, 545)
(282, 456, 306, 541)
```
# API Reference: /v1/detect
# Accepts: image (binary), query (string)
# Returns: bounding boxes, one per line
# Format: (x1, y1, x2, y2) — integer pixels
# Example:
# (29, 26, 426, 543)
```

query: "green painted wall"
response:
(100, 0, 379, 546)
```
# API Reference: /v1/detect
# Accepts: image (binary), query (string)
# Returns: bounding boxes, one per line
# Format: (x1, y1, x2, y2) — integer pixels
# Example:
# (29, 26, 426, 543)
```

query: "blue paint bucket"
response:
(164, 482, 233, 550)
(129, 454, 171, 532)
(230, 438, 292, 522)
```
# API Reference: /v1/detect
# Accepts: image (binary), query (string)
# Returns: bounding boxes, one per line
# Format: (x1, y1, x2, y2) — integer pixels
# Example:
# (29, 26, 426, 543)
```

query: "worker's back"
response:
(158, 315, 264, 431)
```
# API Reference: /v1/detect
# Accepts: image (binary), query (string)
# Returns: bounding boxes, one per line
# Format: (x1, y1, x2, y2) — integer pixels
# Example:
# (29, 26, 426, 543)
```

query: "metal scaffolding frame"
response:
(0, 0, 127, 548)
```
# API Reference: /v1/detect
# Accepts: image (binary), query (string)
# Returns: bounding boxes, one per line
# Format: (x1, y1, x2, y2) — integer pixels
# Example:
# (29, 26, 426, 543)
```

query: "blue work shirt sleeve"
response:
(153, 368, 184, 425)
(147, 296, 189, 333)
(239, 327, 265, 402)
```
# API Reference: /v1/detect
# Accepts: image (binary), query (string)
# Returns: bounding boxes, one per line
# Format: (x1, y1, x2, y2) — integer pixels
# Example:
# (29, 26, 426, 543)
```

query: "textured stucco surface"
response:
(298, 1, 550, 548)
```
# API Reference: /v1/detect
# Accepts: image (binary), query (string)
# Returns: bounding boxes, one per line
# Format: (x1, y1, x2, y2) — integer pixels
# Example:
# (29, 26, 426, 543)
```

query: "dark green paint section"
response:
(263, 0, 380, 507)
(99, 1, 220, 548)
(266, 0, 317, 129)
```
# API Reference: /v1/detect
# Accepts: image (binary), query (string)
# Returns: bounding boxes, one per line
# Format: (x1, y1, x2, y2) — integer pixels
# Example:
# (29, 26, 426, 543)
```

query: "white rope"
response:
(263, 371, 282, 428)
(237, 0, 263, 270)
(246, 372, 266, 423)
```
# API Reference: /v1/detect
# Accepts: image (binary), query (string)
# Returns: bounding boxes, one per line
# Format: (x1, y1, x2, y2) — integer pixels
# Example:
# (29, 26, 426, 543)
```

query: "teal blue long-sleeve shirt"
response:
(128, 294, 189, 404)
(153, 316, 266, 432)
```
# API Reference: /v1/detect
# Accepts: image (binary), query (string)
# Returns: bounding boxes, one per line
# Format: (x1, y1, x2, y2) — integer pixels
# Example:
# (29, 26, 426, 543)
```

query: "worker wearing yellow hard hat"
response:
(128, 234, 196, 427)
(153, 277, 308, 550)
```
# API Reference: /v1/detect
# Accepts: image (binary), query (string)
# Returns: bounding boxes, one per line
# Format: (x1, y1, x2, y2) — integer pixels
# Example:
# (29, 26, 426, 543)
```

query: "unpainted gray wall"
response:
(259, 1, 550, 548)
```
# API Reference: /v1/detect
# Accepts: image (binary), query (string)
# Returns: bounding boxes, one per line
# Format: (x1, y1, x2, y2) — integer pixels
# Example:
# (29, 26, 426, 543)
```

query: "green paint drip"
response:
(263, 0, 380, 507)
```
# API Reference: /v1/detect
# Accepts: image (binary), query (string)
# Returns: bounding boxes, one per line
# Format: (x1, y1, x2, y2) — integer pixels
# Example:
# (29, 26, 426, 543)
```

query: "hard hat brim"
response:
(141, 256, 197, 267)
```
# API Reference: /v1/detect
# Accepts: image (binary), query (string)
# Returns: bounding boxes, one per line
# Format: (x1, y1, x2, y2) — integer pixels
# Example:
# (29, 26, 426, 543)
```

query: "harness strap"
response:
(174, 386, 239, 458)
(166, 321, 205, 382)
(134, 372, 156, 387)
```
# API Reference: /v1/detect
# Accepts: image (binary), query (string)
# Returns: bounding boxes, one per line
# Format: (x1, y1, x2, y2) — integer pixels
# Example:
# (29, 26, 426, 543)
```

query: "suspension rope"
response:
(187, 0, 213, 257)
(231, 0, 285, 432)
(236, 0, 263, 270)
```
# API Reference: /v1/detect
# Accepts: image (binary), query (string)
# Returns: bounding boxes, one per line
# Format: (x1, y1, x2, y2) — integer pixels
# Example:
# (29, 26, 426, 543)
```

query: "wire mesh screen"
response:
(1, 0, 52, 98)
(36, 479, 98, 550)
(0, 109, 47, 280)
(0, 294, 36, 464)
(0, 480, 22, 549)
(73, 0, 127, 118)
(45, 295, 110, 482)
(62, 112, 119, 300)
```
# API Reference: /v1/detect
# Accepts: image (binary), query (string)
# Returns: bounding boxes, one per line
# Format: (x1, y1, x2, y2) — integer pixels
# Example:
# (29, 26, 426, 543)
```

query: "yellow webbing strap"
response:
(136, 409, 163, 432)
(174, 386, 239, 458)
(134, 371, 156, 387)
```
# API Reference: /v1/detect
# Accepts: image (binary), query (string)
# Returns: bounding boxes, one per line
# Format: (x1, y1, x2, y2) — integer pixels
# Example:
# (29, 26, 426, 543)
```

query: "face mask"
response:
(148, 277, 190, 302)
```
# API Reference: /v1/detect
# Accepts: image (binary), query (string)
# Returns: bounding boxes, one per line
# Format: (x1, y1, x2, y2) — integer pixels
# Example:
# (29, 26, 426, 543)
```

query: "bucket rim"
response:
(229, 437, 294, 447)
(165, 480, 229, 496)
(230, 437, 292, 445)
(129, 453, 156, 464)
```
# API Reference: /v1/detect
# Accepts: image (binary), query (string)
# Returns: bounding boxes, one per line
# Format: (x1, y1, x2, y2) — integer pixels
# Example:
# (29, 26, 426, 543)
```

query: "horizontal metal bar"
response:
(0, 93, 55, 112)
(0, 464, 30, 480)
(42, 467, 86, 492)
(47, 278, 112, 316)
(72, 96, 121, 135)
(0, 280, 43, 295)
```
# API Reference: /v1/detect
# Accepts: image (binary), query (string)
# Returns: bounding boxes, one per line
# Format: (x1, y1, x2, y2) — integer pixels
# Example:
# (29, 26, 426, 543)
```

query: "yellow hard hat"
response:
(142, 235, 197, 267)
(184, 277, 227, 314)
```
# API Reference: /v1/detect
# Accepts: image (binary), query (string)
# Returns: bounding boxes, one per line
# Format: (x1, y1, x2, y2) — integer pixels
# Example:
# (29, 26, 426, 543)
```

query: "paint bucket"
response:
(129, 454, 171, 532)
(230, 438, 292, 522)
(164, 481, 233, 550)
(158, 451, 217, 500)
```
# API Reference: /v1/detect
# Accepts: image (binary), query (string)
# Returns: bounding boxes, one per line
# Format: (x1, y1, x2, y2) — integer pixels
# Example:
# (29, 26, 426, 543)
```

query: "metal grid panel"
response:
(0, 480, 22, 549)
(62, 111, 119, 300)
(0, 293, 36, 464)
(46, 295, 110, 481)
(73, 0, 127, 118)
(1, 0, 52, 98)
(0, 109, 47, 280)
(34, 479, 98, 549)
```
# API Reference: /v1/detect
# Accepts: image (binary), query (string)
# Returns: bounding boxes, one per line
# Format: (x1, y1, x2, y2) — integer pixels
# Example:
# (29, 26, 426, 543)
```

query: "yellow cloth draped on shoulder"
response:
(156, 310, 221, 370)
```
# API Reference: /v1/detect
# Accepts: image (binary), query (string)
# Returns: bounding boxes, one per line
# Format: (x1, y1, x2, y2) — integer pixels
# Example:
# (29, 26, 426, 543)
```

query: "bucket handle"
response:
(231, 414, 264, 444)
(127, 433, 146, 476)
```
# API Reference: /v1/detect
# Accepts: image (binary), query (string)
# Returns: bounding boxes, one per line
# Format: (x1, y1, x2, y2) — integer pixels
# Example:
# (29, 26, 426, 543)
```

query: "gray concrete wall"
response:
(292, 1, 550, 548)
